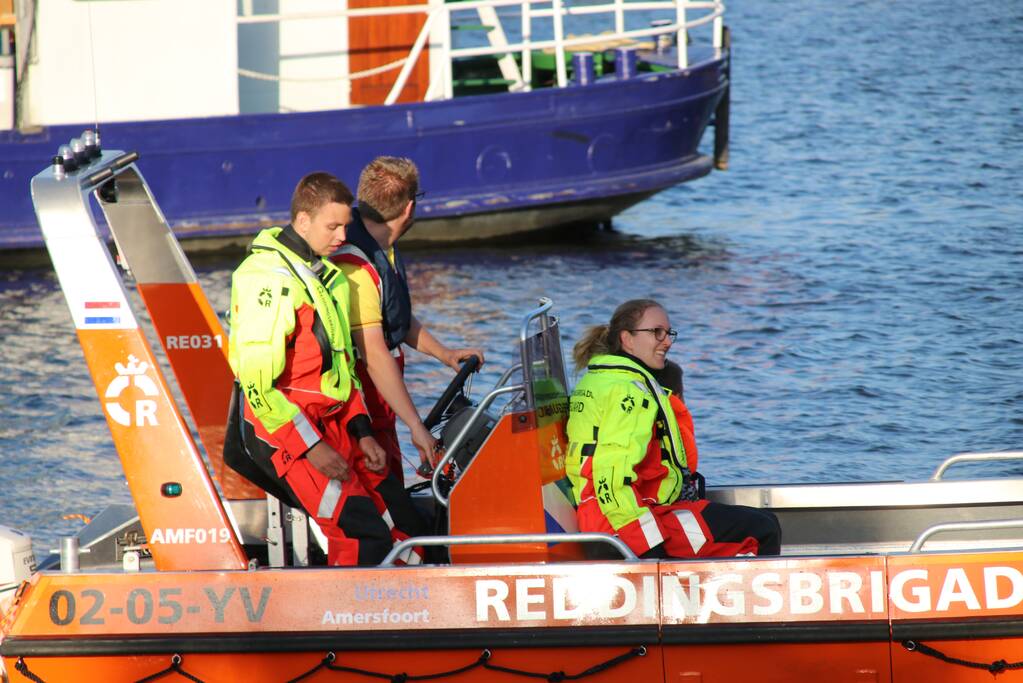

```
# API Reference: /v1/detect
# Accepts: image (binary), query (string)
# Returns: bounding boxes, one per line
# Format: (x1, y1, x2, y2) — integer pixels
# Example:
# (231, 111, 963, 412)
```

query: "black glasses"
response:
(629, 327, 678, 342)
(414, 190, 426, 202)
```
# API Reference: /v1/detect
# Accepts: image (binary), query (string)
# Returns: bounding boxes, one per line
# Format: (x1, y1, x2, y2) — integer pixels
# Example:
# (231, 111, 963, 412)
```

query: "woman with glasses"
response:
(565, 299, 781, 558)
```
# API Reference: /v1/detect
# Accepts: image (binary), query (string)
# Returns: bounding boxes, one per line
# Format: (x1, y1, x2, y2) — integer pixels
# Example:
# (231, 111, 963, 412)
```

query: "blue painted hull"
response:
(0, 50, 726, 251)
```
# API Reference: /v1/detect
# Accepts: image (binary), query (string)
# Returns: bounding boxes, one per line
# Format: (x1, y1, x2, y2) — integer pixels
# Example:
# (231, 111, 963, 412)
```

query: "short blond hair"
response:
(357, 157, 419, 223)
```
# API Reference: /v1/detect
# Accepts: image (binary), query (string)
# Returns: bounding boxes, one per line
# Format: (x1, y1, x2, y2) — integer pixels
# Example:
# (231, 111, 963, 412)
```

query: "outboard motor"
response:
(0, 525, 35, 602)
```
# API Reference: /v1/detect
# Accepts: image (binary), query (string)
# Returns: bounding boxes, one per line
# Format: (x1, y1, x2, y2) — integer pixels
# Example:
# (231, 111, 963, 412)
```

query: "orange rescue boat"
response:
(3, 143, 1023, 682)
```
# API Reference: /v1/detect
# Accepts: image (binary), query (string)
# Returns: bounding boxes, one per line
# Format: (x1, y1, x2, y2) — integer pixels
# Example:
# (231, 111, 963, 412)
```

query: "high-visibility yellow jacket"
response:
(566, 354, 689, 532)
(228, 227, 362, 467)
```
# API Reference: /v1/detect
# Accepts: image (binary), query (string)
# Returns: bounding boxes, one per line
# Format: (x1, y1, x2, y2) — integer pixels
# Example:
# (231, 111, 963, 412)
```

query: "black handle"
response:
(423, 355, 481, 429)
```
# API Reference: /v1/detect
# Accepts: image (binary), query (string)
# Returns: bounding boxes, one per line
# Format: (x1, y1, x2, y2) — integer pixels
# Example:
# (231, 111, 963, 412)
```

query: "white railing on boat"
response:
(930, 450, 1023, 480)
(237, 0, 724, 106)
(910, 519, 1023, 553)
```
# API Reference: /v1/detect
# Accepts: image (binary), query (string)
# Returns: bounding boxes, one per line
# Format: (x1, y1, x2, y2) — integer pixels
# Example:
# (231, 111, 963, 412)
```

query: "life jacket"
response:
(331, 208, 412, 350)
(228, 226, 358, 465)
(566, 354, 688, 512)
(668, 393, 698, 472)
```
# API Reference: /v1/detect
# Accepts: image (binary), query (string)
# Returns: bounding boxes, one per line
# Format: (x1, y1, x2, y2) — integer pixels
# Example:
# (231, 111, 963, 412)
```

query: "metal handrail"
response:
(444, 16, 717, 58)
(930, 450, 1023, 480)
(384, 10, 439, 105)
(380, 532, 637, 565)
(236, 0, 721, 23)
(909, 519, 1023, 553)
(519, 297, 554, 348)
(236, 0, 725, 102)
(431, 383, 526, 506)
(495, 363, 523, 390)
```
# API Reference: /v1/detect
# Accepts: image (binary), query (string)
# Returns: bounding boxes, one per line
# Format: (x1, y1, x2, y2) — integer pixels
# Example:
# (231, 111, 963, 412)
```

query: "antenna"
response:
(85, 1, 100, 135)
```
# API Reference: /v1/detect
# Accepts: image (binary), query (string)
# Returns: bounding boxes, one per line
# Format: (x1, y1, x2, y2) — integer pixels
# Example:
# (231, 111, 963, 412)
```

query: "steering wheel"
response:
(423, 355, 480, 430)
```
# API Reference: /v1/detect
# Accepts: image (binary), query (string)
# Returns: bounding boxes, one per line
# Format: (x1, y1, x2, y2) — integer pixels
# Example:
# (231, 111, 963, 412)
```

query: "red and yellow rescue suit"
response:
(566, 354, 781, 558)
(228, 227, 423, 566)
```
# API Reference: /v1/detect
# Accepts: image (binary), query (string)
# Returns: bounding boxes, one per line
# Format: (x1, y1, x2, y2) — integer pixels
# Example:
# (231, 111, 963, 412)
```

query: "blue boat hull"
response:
(0, 50, 726, 251)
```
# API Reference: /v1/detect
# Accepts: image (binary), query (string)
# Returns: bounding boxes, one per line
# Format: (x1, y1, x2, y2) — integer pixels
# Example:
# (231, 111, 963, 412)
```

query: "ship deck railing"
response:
(236, 0, 725, 104)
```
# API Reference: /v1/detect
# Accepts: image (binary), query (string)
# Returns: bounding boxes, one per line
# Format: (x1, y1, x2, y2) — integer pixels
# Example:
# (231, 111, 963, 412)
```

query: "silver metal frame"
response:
(430, 297, 560, 506)
(930, 450, 1023, 480)
(910, 519, 1023, 553)
(380, 532, 637, 566)
(518, 296, 553, 410)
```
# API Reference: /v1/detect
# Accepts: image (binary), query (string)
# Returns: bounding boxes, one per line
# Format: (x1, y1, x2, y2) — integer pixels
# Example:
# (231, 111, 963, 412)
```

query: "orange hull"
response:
(7, 553, 1023, 681)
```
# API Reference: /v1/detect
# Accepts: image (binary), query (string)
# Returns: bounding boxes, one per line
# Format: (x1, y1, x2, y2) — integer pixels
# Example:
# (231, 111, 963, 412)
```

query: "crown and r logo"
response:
(103, 354, 160, 427)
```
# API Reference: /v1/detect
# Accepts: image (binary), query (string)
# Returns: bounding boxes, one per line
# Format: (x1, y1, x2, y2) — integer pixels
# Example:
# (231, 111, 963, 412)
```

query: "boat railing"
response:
(930, 450, 1023, 480)
(236, 0, 725, 106)
(910, 519, 1023, 553)
(380, 532, 637, 565)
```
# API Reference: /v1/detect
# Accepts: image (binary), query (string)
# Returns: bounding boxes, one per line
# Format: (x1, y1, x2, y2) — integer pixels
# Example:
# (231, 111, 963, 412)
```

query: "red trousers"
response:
(244, 398, 424, 566)
(577, 498, 781, 558)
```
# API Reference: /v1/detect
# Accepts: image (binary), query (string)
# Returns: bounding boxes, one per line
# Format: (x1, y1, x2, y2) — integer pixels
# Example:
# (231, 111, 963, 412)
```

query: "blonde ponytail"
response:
(573, 324, 611, 371)
(573, 298, 664, 371)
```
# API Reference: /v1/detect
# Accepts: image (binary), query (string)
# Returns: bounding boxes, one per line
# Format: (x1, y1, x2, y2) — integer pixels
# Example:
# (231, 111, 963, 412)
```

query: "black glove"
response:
(680, 470, 705, 502)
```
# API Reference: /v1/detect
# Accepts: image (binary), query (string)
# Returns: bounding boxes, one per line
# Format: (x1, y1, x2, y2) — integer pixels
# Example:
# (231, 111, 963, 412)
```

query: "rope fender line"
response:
(902, 640, 1023, 674)
(13, 646, 647, 683)
(296, 649, 491, 682)
(14, 657, 48, 683)
(483, 646, 646, 681)
(133, 654, 207, 683)
(16, 654, 209, 683)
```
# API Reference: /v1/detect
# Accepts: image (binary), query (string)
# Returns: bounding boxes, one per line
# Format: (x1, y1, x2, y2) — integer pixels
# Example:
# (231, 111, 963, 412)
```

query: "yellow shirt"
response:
(337, 246, 396, 330)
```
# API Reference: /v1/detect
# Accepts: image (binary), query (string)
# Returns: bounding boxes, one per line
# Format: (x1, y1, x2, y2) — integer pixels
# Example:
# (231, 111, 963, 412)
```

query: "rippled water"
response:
(2, 0, 1022, 556)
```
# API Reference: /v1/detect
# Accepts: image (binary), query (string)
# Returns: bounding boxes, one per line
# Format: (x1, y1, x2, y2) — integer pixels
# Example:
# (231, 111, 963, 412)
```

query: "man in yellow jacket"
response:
(228, 172, 422, 566)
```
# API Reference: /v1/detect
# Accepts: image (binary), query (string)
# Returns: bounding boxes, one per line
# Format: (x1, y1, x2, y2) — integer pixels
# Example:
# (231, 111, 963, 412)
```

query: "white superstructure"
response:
(19, 0, 238, 125)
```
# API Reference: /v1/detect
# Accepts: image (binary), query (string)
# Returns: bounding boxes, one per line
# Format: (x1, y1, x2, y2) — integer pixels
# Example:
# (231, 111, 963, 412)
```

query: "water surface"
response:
(1, 0, 1021, 556)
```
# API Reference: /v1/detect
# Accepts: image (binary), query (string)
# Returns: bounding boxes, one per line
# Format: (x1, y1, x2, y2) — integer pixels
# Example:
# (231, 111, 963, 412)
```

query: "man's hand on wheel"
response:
(442, 347, 485, 372)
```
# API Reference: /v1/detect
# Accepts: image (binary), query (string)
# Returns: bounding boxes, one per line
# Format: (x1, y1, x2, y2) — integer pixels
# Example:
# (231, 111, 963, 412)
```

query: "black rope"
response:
(285, 652, 337, 683)
(316, 649, 491, 681)
(13, 645, 645, 683)
(902, 640, 1023, 674)
(134, 654, 208, 683)
(483, 646, 647, 682)
(383, 649, 490, 681)
(319, 650, 393, 680)
(14, 658, 48, 683)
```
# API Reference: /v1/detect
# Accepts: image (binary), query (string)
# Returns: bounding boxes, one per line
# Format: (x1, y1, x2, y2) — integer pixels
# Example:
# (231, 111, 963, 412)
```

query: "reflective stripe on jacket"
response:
(566, 354, 688, 532)
(228, 227, 360, 463)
